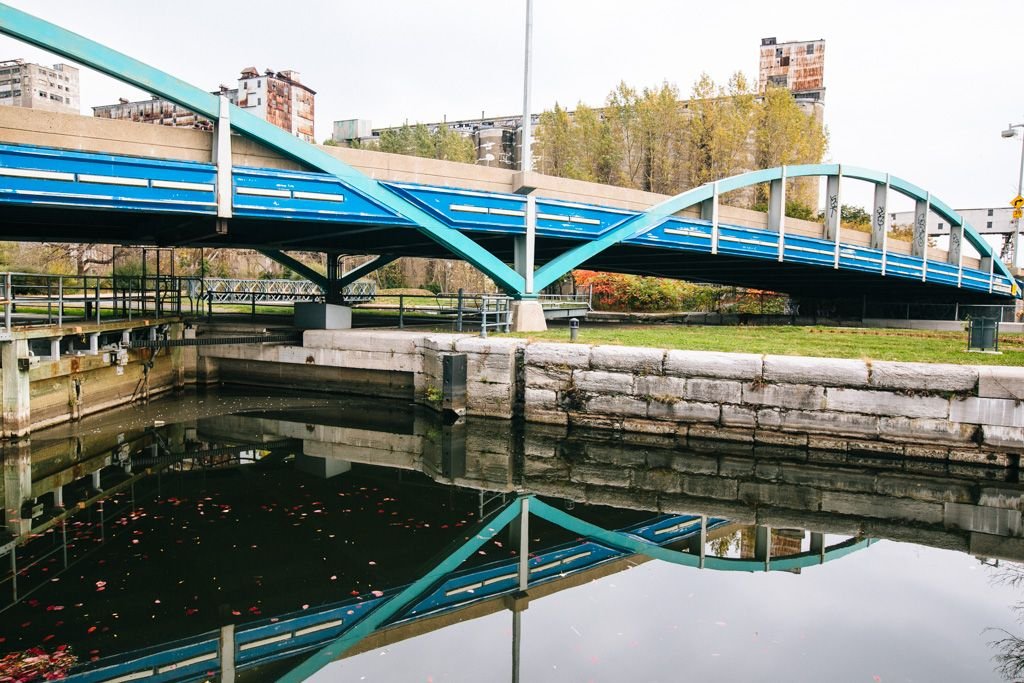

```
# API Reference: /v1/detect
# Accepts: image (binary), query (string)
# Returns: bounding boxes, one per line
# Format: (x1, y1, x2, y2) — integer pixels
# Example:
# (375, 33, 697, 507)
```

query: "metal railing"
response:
(199, 278, 375, 305)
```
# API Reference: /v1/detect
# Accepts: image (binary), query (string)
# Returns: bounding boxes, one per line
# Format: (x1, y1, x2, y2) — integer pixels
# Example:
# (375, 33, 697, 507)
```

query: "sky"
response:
(0, 0, 1022, 210)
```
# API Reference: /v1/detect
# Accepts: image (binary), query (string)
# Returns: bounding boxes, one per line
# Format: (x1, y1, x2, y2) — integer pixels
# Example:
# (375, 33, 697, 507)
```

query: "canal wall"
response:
(2, 320, 187, 437)
(199, 330, 1024, 460)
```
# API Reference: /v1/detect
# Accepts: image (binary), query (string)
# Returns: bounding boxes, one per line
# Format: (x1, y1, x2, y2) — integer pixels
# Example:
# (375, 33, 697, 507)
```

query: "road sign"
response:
(1012, 194, 1024, 209)
(1014, 207, 1023, 220)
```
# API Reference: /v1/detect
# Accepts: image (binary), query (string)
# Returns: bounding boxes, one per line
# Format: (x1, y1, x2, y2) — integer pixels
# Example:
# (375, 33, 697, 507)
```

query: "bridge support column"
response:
(3, 439, 31, 538)
(872, 177, 889, 274)
(48, 337, 61, 361)
(768, 169, 786, 261)
(511, 195, 546, 332)
(914, 194, 930, 280)
(825, 171, 842, 268)
(2, 339, 31, 439)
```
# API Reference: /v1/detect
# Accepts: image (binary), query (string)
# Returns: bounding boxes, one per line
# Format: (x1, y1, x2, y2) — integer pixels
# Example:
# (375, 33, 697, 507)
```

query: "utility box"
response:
(442, 353, 467, 416)
(968, 318, 999, 352)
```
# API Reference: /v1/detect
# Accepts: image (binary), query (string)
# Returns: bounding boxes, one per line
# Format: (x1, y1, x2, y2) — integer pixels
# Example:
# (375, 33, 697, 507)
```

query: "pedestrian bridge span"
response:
(0, 4, 1017, 305)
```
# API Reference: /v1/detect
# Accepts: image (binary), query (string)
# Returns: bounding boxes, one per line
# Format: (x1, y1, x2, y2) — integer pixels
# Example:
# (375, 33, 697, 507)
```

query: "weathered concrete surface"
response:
(193, 329, 1024, 456)
(2, 321, 185, 437)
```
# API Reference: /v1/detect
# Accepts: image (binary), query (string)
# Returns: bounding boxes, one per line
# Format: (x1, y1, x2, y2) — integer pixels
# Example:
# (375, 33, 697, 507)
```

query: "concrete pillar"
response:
(214, 94, 233, 221)
(754, 525, 770, 564)
(219, 624, 236, 683)
(700, 182, 720, 254)
(53, 485, 63, 509)
(948, 221, 964, 267)
(88, 333, 100, 356)
(913, 195, 930, 261)
(511, 300, 546, 332)
(2, 339, 31, 438)
(294, 302, 352, 329)
(3, 440, 31, 537)
(148, 326, 158, 342)
(824, 173, 841, 242)
(768, 169, 786, 261)
(49, 338, 61, 361)
(871, 180, 889, 252)
(91, 469, 102, 492)
(121, 329, 131, 346)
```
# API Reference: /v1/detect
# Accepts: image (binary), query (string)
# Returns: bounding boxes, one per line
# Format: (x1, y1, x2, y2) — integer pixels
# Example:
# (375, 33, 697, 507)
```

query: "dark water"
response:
(1, 388, 1023, 682)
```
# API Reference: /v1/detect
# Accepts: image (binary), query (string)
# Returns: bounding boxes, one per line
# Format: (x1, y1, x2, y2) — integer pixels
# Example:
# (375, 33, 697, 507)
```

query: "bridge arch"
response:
(532, 164, 1015, 293)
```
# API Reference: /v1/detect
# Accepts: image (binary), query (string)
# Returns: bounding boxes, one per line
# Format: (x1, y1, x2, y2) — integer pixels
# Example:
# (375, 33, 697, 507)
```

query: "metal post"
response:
(219, 624, 236, 683)
(456, 288, 464, 332)
(480, 298, 488, 338)
(95, 279, 101, 324)
(518, 497, 529, 590)
(251, 290, 256, 320)
(141, 248, 147, 316)
(4, 272, 11, 331)
(57, 276, 63, 325)
(698, 515, 707, 569)
(46, 277, 52, 324)
(399, 294, 404, 329)
(520, 0, 533, 174)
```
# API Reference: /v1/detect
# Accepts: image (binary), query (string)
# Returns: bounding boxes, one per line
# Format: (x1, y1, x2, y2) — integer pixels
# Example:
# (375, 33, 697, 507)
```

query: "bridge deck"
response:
(0, 109, 1016, 303)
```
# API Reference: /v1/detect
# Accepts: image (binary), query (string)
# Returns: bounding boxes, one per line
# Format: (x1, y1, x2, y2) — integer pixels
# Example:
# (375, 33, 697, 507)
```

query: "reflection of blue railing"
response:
(64, 497, 872, 683)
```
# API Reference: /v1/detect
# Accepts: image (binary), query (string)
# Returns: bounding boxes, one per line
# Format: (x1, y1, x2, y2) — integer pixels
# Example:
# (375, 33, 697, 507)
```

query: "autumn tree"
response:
(377, 123, 475, 163)
(754, 85, 828, 207)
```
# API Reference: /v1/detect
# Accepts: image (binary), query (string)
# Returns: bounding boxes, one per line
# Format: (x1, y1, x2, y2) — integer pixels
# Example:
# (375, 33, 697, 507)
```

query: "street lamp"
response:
(1002, 121, 1024, 269)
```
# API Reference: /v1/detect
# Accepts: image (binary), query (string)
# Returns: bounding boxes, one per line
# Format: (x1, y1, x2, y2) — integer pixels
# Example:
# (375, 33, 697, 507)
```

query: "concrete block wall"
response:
(522, 342, 1024, 459)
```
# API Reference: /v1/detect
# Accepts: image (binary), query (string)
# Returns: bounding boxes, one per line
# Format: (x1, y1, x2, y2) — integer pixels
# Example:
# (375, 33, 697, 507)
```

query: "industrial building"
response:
(891, 206, 1021, 262)
(332, 37, 826, 170)
(758, 36, 826, 103)
(0, 58, 79, 114)
(93, 67, 316, 142)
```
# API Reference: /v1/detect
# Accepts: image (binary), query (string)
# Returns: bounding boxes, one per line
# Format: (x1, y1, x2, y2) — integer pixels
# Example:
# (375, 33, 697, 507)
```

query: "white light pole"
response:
(1001, 121, 1024, 269)
(521, 0, 533, 173)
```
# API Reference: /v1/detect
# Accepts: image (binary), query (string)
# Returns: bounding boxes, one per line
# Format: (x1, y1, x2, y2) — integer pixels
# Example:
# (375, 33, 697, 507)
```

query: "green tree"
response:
(685, 72, 756, 190)
(754, 85, 828, 207)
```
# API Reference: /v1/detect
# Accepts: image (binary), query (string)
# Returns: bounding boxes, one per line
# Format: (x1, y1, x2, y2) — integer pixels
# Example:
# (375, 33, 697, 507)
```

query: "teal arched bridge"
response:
(0, 5, 1017, 303)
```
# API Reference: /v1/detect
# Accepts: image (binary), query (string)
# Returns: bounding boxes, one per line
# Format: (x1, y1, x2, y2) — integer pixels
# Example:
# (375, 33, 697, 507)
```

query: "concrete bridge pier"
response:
(1, 339, 31, 439)
(2, 439, 31, 538)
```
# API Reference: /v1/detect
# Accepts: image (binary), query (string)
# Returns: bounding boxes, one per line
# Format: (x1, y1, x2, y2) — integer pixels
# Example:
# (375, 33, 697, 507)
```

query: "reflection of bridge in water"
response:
(2, 392, 1021, 680)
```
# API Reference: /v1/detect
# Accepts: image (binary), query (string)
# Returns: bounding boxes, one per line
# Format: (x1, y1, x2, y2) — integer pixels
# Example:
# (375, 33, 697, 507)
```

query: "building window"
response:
(780, 56, 790, 67)
(257, 79, 261, 88)
(937, 222, 944, 230)
(257, 97, 261, 105)
(775, 48, 783, 58)
(807, 44, 815, 54)
(987, 221, 993, 228)
(988, 209, 994, 216)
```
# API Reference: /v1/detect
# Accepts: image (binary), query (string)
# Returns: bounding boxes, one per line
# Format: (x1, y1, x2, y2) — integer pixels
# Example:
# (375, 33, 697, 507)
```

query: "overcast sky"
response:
(1, 0, 1022, 210)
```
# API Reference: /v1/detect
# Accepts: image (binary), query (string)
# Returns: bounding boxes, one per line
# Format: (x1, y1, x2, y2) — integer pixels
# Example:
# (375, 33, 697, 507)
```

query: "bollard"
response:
(569, 317, 579, 342)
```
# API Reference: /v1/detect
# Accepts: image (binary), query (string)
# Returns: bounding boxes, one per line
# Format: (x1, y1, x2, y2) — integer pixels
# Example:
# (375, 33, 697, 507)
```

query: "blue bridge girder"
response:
(0, 141, 1017, 303)
(0, 4, 1018, 303)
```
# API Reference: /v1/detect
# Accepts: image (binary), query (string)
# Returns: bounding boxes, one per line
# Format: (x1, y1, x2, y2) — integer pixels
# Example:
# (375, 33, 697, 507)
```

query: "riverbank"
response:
(198, 329, 1024, 461)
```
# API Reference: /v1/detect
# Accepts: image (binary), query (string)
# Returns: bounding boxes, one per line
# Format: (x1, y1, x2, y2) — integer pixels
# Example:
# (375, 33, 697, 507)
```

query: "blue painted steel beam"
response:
(257, 250, 328, 290)
(338, 254, 398, 288)
(0, 4, 525, 295)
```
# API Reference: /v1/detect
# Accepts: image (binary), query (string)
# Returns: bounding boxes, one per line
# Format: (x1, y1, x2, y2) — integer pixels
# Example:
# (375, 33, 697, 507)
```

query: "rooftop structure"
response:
(93, 67, 316, 142)
(0, 58, 79, 114)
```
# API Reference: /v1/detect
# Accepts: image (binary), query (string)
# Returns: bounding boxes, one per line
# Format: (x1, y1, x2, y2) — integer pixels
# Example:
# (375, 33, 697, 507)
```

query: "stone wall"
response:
(198, 331, 1024, 460)
(522, 342, 1024, 459)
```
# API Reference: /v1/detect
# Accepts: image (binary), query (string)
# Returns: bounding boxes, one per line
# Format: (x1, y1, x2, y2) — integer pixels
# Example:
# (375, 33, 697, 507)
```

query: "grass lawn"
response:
(507, 325, 1024, 366)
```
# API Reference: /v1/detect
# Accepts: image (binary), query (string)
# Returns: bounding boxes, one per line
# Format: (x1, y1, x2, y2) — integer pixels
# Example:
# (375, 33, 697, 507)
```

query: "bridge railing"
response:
(0, 272, 204, 334)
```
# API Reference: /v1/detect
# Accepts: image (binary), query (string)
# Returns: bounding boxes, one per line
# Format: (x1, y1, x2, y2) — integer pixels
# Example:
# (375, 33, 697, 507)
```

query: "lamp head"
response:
(1003, 127, 1020, 138)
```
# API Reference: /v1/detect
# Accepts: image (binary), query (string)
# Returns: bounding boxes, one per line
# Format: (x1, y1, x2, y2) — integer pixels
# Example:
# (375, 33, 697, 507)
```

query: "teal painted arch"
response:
(0, 3, 526, 294)
(533, 163, 1015, 293)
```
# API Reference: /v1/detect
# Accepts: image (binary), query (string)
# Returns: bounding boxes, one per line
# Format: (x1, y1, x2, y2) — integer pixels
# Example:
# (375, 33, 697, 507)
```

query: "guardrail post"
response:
(95, 280, 101, 324)
(456, 288, 464, 332)
(399, 295, 405, 329)
(251, 290, 256, 320)
(480, 298, 488, 338)
(219, 623, 236, 683)
(4, 273, 11, 332)
(57, 276, 63, 326)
